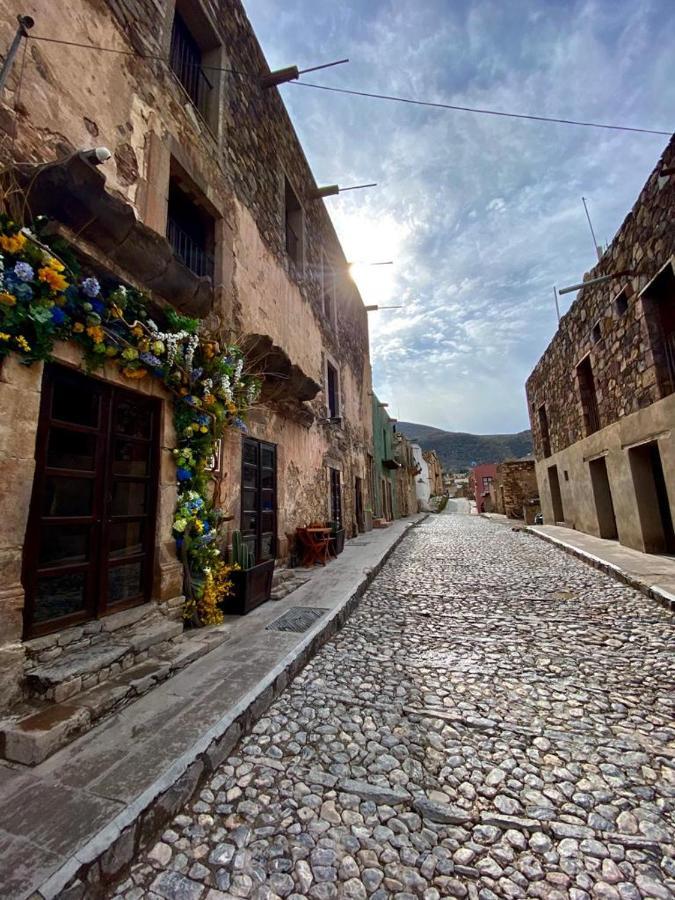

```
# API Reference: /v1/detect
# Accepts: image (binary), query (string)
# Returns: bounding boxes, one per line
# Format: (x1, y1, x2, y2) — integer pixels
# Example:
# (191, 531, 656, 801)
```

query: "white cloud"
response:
(243, 0, 673, 433)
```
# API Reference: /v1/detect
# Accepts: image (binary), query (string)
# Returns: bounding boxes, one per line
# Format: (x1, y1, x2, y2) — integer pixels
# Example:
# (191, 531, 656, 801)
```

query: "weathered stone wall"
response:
(0, 0, 373, 701)
(526, 136, 675, 459)
(423, 450, 444, 496)
(0, 0, 373, 527)
(393, 433, 418, 518)
(494, 460, 538, 519)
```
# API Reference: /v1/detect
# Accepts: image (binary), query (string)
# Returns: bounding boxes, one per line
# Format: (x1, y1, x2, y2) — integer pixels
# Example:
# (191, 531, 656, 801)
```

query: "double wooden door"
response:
(23, 364, 159, 637)
(241, 438, 277, 563)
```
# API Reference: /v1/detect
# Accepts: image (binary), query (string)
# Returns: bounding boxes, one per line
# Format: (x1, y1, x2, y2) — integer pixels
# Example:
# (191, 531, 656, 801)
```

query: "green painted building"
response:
(371, 394, 399, 520)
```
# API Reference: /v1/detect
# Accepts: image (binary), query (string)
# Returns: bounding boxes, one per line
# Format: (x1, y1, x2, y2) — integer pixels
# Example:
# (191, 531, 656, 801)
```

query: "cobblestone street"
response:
(113, 512, 675, 900)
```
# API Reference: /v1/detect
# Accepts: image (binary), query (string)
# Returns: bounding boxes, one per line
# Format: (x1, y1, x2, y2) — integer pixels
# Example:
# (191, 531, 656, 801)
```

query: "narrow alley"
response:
(113, 512, 675, 900)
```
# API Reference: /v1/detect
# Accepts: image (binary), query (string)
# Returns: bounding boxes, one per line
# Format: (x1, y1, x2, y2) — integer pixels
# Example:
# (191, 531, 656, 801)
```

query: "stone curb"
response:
(524, 527, 675, 614)
(37, 517, 426, 900)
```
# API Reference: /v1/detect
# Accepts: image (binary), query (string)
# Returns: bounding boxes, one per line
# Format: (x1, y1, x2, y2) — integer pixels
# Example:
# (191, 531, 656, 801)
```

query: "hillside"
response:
(398, 422, 533, 472)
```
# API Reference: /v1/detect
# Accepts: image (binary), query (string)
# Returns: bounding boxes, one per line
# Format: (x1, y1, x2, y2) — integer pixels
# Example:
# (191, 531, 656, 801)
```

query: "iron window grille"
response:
(326, 362, 339, 418)
(166, 180, 215, 280)
(170, 12, 213, 119)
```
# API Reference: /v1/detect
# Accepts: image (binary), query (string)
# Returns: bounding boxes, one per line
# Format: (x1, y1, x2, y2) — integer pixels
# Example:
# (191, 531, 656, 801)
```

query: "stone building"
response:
(0, 0, 374, 716)
(393, 431, 419, 517)
(491, 459, 539, 520)
(423, 449, 445, 497)
(526, 135, 675, 552)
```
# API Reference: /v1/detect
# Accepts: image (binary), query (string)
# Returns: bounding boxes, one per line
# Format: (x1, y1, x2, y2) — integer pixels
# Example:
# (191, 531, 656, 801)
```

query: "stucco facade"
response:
(526, 136, 675, 553)
(0, 0, 373, 711)
(470, 463, 497, 513)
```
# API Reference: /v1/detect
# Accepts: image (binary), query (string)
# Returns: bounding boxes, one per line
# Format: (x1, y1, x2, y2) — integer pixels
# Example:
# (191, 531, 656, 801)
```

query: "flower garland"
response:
(0, 216, 260, 626)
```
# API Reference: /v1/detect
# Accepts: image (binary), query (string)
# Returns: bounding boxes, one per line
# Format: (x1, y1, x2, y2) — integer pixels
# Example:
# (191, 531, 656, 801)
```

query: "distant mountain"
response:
(398, 421, 533, 472)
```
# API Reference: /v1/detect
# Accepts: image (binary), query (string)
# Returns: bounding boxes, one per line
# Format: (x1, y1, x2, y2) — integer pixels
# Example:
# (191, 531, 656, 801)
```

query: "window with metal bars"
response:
(284, 177, 304, 268)
(576, 356, 601, 436)
(170, 11, 213, 118)
(166, 178, 215, 280)
(329, 468, 342, 528)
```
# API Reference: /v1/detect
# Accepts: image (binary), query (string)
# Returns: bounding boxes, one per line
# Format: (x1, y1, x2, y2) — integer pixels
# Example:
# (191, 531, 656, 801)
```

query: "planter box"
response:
(329, 528, 346, 556)
(226, 558, 275, 615)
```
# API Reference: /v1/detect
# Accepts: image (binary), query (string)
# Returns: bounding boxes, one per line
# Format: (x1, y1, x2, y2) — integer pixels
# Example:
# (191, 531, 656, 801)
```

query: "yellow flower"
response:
(105, 346, 118, 357)
(0, 232, 26, 253)
(122, 367, 148, 380)
(86, 325, 105, 344)
(204, 394, 215, 406)
(0, 292, 16, 306)
(72, 322, 85, 333)
(227, 401, 237, 414)
(110, 304, 123, 318)
(200, 425, 208, 434)
(15, 335, 30, 352)
(0, 332, 10, 340)
(131, 324, 144, 337)
(38, 267, 68, 292)
(46, 257, 65, 272)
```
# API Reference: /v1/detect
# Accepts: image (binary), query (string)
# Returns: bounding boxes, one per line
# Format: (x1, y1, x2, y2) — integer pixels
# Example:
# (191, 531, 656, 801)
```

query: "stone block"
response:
(0, 643, 25, 710)
(99, 824, 137, 879)
(1, 703, 90, 765)
(53, 677, 83, 703)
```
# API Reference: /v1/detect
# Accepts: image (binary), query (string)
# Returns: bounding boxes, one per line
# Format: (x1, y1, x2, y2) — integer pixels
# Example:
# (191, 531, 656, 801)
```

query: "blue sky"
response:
(242, 0, 673, 434)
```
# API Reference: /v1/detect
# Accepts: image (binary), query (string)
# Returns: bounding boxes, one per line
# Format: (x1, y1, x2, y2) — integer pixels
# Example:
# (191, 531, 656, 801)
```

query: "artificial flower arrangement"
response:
(0, 215, 260, 626)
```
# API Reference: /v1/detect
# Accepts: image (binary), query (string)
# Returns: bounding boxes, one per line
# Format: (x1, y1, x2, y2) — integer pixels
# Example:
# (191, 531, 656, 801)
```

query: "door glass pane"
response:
(108, 561, 143, 604)
(34, 572, 86, 622)
(113, 440, 150, 476)
(242, 488, 257, 512)
(109, 521, 144, 558)
(261, 470, 274, 490)
(261, 447, 275, 468)
(261, 490, 274, 512)
(243, 464, 256, 488)
(243, 441, 257, 464)
(261, 512, 274, 532)
(112, 481, 147, 516)
(47, 428, 97, 471)
(242, 512, 257, 533)
(115, 399, 151, 439)
(38, 525, 90, 567)
(260, 533, 274, 560)
(42, 476, 93, 517)
(52, 377, 100, 428)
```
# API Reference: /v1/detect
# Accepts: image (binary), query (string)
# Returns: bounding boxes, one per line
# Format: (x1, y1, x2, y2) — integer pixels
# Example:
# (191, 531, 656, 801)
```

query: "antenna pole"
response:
(0, 15, 34, 95)
(582, 196, 602, 261)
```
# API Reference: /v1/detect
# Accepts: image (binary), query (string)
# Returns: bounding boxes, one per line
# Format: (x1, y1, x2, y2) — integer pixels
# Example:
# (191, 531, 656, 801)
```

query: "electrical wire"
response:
(24, 33, 672, 137)
(290, 81, 672, 137)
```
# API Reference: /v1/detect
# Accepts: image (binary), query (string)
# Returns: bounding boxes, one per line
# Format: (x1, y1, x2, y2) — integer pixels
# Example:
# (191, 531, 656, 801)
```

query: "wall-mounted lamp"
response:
(365, 304, 404, 311)
(557, 271, 634, 296)
(82, 147, 112, 165)
(261, 58, 349, 89)
(309, 182, 377, 200)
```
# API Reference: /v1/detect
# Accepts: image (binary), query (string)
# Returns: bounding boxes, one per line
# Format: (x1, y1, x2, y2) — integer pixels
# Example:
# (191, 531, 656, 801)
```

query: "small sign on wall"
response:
(205, 438, 222, 473)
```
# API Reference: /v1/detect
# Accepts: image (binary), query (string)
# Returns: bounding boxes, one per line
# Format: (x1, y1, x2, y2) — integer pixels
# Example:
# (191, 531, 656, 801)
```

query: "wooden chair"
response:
(296, 528, 331, 567)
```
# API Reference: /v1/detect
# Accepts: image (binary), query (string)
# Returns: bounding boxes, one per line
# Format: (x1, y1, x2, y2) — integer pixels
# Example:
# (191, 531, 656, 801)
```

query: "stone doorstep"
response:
(0, 628, 231, 766)
(25, 619, 184, 700)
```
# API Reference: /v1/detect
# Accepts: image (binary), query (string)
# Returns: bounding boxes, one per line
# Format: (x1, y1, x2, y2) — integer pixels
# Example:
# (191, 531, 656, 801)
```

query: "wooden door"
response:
(23, 365, 159, 637)
(241, 437, 277, 564)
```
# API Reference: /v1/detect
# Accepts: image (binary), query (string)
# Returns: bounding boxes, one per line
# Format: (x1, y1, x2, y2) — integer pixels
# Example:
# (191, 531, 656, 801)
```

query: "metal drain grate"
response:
(266, 607, 329, 633)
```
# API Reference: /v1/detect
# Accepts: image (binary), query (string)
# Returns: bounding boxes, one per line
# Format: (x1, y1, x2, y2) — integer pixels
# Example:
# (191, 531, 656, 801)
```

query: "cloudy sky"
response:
(243, 0, 673, 434)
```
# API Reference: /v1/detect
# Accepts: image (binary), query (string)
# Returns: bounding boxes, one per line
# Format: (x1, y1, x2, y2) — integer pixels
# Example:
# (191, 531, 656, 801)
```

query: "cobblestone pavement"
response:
(111, 514, 675, 900)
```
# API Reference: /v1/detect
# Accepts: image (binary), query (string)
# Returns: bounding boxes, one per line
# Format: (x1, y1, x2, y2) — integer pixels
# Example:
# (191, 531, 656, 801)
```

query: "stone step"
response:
(25, 618, 184, 702)
(1, 625, 231, 765)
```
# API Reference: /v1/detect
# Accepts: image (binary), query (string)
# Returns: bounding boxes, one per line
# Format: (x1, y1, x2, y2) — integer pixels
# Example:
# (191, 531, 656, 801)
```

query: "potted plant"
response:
(328, 520, 346, 556)
(226, 530, 275, 614)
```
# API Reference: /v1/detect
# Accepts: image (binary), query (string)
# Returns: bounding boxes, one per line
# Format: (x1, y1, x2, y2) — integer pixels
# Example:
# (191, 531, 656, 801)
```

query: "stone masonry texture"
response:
(109, 512, 675, 900)
(526, 135, 675, 460)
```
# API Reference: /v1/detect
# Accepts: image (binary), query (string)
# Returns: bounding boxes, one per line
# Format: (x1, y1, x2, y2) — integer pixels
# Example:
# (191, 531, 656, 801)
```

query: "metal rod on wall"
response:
(0, 15, 34, 95)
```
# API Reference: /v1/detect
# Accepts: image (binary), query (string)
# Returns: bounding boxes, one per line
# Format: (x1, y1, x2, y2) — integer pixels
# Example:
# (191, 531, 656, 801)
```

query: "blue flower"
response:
(175, 537, 183, 550)
(184, 395, 198, 406)
(91, 299, 105, 315)
(202, 521, 211, 533)
(3, 271, 19, 289)
(176, 467, 192, 482)
(81, 277, 100, 298)
(140, 351, 162, 368)
(197, 414, 209, 426)
(191, 367, 203, 380)
(13, 262, 34, 281)
(234, 417, 248, 433)
(65, 285, 80, 303)
(51, 307, 67, 325)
